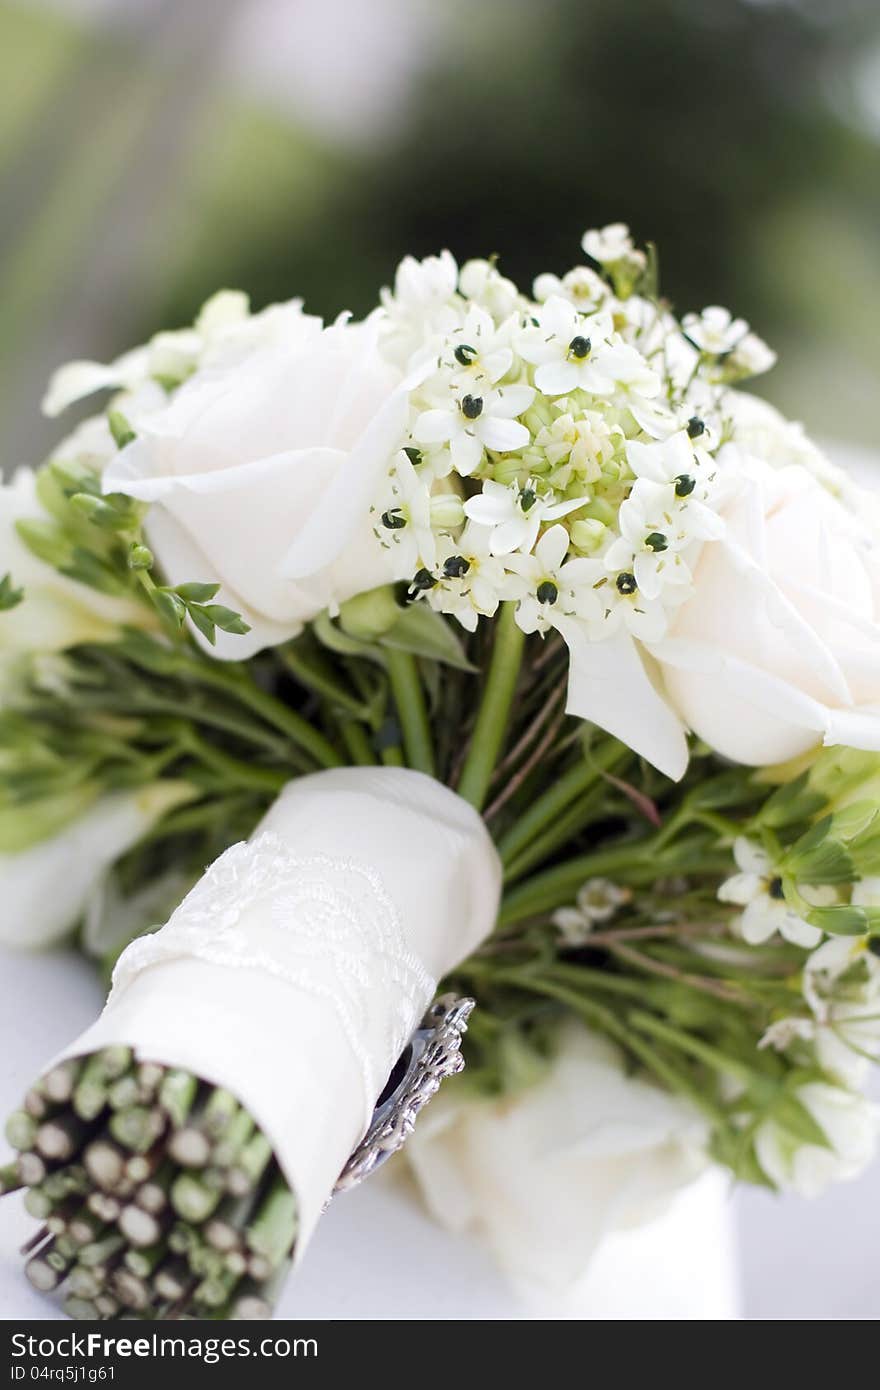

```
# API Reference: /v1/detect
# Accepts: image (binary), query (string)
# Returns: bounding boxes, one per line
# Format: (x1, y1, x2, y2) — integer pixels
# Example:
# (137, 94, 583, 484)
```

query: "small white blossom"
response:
(581, 223, 646, 271)
(588, 561, 670, 644)
(519, 298, 659, 401)
(533, 266, 609, 312)
(717, 838, 827, 949)
(463, 479, 581, 556)
(383, 250, 458, 315)
(552, 878, 632, 945)
(425, 526, 512, 631)
(681, 305, 748, 356)
(375, 450, 438, 575)
(437, 305, 516, 393)
(504, 524, 603, 634)
(727, 331, 777, 378)
(625, 431, 726, 541)
(603, 480, 696, 602)
(412, 383, 535, 477)
(458, 259, 522, 321)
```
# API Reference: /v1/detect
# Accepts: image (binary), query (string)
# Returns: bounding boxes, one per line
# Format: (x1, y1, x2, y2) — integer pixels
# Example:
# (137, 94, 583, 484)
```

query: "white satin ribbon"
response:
(53, 768, 501, 1253)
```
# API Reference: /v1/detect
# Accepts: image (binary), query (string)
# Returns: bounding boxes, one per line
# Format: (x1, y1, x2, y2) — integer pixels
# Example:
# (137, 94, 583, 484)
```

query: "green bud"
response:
(583, 498, 617, 526)
(69, 493, 134, 531)
(492, 457, 527, 487)
(429, 494, 465, 530)
(128, 544, 154, 571)
(108, 411, 136, 451)
(570, 518, 606, 554)
(338, 585, 400, 640)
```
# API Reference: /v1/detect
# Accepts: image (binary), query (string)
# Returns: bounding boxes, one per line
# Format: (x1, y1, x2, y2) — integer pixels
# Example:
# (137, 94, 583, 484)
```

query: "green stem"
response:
(456, 603, 525, 811)
(497, 739, 626, 867)
(337, 719, 376, 766)
(181, 733, 288, 794)
(502, 786, 604, 883)
(386, 649, 435, 776)
(194, 665, 343, 770)
(491, 971, 726, 1124)
(278, 645, 371, 721)
(499, 842, 732, 928)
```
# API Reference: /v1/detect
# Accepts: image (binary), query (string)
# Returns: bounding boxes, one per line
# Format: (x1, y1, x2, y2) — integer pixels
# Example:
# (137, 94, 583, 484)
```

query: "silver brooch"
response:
(334, 993, 474, 1194)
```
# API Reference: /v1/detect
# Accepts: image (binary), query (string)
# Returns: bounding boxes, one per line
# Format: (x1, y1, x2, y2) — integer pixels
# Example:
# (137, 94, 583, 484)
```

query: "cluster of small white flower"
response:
(374, 226, 770, 652)
(718, 839, 880, 1194)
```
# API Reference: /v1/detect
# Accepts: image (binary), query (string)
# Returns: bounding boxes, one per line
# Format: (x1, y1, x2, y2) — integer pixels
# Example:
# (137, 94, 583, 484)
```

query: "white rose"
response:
(0, 469, 152, 662)
(0, 783, 193, 949)
(406, 1022, 707, 1303)
(103, 309, 410, 658)
(650, 456, 880, 765)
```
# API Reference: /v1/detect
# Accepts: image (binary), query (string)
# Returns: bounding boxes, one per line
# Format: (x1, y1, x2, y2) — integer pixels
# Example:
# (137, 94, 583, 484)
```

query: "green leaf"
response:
(154, 589, 187, 630)
(684, 768, 756, 811)
(15, 517, 71, 569)
(69, 492, 136, 531)
(770, 1093, 832, 1150)
(187, 606, 217, 645)
(62, 547, 130, 596)
(194, 604, 250, 636)
(758, 771, 826, 830)
(381, 603, 475, 671)
(108, 410, 136, 450)
(312, 610, 385, 664)
(48, 457, 103, 498)
(175, 582, 221, 603)
(807, 903, 880, 936)
(0, 573, 24, 611)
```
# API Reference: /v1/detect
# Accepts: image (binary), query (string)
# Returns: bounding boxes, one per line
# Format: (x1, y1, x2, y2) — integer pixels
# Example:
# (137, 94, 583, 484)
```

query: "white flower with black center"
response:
(412, 383, 534, 478)
(681, 305, 748, 356)
(517, 296, 620, 397)
(425, 525, 513, 632)
(602, 480, 696, 603)
(503, 524, 602, 634)
(625, 432, 726, 542)
(374, 449, 438, 575)
(589, 563, 669, 644)
(439, 305, 516, 394)
(717, 838, 827, 949)
(552, 878, 633, 946)
(462, 479, 582, 557)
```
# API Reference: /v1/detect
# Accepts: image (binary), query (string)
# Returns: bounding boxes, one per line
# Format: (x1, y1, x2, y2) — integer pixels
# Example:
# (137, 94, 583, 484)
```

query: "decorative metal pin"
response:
(334, 994, 474, 1194)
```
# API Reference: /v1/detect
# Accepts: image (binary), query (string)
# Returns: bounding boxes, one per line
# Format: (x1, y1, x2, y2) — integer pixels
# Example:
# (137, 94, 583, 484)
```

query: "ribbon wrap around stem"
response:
(53, 768, 502, 1253)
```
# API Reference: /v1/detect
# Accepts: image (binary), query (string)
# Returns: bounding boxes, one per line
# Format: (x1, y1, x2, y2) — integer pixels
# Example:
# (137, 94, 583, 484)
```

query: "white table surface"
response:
(0, 946, 740, 1320)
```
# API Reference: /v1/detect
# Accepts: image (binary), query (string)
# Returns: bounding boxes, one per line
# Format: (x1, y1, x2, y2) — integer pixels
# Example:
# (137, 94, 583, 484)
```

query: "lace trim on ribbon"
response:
(110, 833, 436, 1109)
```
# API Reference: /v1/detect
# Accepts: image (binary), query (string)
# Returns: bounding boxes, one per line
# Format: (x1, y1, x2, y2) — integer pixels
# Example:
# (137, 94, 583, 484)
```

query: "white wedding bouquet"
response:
(2, 225, 880, 1319)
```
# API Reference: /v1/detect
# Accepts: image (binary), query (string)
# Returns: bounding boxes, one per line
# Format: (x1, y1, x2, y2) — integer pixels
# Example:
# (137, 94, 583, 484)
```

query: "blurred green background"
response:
(1, 0, 879, 469)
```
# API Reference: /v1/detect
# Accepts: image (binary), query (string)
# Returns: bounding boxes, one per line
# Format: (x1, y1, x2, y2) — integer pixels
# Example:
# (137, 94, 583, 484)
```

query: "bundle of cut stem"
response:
(1, 1050, 297, 1320)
